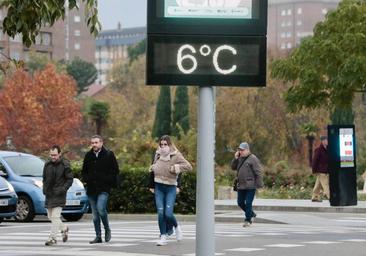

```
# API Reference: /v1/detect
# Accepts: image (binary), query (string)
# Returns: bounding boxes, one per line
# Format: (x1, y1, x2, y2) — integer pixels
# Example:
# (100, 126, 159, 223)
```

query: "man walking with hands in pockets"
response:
(82, 135, 119, 244)
(43, 145, 73, 246)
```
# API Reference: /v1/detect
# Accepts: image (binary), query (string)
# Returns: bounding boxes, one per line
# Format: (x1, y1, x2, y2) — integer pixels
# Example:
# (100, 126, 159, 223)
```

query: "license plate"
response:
(0, 199, 8, 206)
(66, 200, 80, 206)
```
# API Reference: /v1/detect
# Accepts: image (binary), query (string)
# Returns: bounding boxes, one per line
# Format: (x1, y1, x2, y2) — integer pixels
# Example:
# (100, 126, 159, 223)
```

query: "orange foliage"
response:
(0, 64, 82, 153)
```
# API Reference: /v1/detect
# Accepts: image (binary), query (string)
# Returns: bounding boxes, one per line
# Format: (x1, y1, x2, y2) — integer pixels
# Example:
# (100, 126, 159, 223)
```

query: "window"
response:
(281, 43, 286, 49)
(287, 32, 292, 38)
(281, 10, 286, 16)
(297, 20, 302, 26)
(280, 32, 286, 38)
(42, 33, 51, 46)
(297, 8, 302, 14)
(74, 15, 81, 22)
(281, 21, 286, 27)
(287, 21, 292, 26)
(74, 30, 81, 36)
(11, 34, 22, 43)
(287, 9, 292, 15)
(10, 51, 20, 60)
(35, 34, 42, 45)
(287, 43, 292, 49)
(74, 43, 80, 50)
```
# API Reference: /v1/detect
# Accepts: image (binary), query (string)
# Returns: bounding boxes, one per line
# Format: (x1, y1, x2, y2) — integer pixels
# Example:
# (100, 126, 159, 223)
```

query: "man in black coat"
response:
(43, 145, 73, 246)
(82, 135, 119, 244)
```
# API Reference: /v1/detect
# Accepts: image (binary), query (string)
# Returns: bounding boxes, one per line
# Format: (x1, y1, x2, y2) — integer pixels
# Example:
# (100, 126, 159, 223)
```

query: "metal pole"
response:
(196, 86, 215, 256)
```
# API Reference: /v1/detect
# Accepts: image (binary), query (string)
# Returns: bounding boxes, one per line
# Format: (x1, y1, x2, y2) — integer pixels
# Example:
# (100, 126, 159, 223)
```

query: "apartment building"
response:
(268, 0, 341, 52)
(0, 0, 95, 64)
(95, 24, 146, 85)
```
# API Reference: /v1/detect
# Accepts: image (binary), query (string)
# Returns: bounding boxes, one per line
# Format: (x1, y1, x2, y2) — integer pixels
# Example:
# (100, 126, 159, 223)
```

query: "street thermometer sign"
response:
(146, 0, 268, 86)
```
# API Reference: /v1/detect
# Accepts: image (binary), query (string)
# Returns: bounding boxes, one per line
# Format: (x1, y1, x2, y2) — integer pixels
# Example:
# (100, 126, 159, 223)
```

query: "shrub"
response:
(71, 162, 196, 214)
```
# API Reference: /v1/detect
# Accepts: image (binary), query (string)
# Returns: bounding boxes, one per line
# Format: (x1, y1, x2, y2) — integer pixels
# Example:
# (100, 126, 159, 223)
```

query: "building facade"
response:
(268, 0, 340, 53)
(95, 25, 146, 85)
(0, 0, 95, 64)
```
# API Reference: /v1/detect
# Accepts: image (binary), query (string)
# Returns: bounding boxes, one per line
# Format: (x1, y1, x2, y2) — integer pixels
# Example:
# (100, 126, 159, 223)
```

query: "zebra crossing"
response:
(0, 219, 366, 256)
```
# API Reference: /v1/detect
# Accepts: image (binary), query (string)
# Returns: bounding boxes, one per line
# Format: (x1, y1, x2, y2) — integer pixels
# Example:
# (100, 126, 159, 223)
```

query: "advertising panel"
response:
(339, 128, 354, 168)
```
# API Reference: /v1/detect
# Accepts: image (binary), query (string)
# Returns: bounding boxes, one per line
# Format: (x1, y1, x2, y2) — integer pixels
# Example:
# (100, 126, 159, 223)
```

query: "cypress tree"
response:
(152, 86, 172, 138)
(172, 86, 190, 137)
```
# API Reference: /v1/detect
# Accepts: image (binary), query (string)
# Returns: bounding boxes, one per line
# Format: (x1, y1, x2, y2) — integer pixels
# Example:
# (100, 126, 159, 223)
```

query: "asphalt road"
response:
(0, 211, 366, 256)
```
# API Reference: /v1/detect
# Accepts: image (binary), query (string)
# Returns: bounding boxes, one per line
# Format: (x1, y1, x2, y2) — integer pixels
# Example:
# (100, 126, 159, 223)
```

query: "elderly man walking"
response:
(311, 135, 330, 202)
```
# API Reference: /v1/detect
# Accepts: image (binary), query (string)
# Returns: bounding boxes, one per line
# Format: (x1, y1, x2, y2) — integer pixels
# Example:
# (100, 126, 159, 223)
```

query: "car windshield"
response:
(3, 155, 45, 177)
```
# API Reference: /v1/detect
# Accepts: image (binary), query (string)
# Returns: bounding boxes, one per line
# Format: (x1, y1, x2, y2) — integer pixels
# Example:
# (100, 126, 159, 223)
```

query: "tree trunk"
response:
(306, 135, 315, 167)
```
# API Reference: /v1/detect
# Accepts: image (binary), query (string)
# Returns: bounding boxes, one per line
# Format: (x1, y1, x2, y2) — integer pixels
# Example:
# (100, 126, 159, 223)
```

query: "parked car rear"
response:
(0, 151, 88, 222)
(0, 175, 17, 223)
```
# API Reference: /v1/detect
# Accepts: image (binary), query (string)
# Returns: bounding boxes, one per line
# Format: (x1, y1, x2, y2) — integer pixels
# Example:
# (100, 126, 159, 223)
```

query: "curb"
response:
(215, 204, 366, 214)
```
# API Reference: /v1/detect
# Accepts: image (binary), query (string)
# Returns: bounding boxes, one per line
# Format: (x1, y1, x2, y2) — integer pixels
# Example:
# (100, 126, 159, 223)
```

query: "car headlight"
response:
(7, 182, 15, 193)
(74, 178, 85, 189)
(33, 180, 43, 189)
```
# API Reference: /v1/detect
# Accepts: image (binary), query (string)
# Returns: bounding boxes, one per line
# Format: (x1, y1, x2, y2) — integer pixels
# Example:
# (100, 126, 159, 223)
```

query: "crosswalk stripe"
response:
(265, 243, 304, 248)
(227, 248, 265, 252)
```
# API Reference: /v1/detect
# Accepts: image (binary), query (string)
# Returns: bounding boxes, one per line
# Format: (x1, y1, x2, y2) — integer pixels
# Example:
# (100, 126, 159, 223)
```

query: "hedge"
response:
(71, 162, 196, 214)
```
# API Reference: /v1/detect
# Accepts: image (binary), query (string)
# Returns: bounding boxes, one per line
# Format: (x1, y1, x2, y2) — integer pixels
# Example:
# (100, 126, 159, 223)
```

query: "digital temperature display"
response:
(146, 35, 266, 86)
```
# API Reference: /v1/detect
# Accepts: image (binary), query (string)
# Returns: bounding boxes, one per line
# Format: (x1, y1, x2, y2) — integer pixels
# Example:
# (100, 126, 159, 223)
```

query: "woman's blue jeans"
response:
(88, 192, 110, 238)
(237, 189, 256, 223)
(154, 183, 178, 235)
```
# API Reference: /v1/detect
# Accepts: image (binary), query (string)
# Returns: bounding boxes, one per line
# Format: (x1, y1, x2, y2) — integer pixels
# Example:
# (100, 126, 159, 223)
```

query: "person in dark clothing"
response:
(43, 145, 73, 246)
(311, 135, 329, 202)
(82, 135, 119, 244)
(231, 142, 263, 227)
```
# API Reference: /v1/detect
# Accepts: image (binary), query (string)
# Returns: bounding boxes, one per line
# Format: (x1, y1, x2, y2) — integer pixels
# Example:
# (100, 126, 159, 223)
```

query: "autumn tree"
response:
(271, 0, 366, 122)
(0, 64, 82, 153)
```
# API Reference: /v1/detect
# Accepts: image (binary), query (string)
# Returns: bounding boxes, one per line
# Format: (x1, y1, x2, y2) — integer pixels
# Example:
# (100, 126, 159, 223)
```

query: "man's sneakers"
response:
(45, 238, 57, 246)
(61, 226, 69, 242)
(243, 221, 252, 227)
(89, 237, 102, 244)
(156, 234, 167, 246)
(105, 229, 111, 242)
(175, 225, 183, 241)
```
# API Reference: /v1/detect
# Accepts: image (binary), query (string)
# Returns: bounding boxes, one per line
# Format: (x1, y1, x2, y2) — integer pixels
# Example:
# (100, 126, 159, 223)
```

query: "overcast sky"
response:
(98, 0, 147, 30)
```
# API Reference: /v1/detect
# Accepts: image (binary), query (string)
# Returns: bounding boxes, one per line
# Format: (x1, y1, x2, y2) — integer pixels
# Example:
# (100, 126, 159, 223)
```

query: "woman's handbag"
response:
(233, 177, 238, 192)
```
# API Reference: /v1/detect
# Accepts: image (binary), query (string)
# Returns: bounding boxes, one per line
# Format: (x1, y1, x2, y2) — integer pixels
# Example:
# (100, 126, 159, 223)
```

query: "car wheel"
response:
(15, 195, 35, 222)
(62, 213, 84, 222)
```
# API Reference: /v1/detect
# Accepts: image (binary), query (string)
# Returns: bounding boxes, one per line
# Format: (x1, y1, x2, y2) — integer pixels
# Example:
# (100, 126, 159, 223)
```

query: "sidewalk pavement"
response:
(83, 199, 366, 225)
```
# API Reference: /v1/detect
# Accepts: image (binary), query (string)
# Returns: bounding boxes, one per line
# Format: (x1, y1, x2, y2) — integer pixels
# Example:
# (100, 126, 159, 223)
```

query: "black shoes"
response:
(105, 229, 111, 242)
(89, 237, 102, 244)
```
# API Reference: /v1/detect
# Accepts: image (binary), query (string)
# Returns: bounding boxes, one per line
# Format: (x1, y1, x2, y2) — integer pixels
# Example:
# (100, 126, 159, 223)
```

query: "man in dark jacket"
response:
(82, 135, 119, 244)
(43, 145, 73, 246)
(311, 135, 329, 202)
(231, 142, 263, 227)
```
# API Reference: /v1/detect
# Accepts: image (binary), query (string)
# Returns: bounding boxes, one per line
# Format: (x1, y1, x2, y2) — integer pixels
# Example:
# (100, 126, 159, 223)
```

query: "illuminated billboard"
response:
(339, 128, 354, 168)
